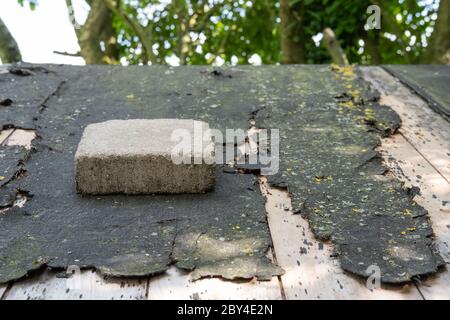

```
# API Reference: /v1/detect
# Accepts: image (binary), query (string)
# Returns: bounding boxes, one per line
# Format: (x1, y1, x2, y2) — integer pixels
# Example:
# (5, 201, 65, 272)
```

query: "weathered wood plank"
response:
(362, 66, 450, 299)
(416, 269, 450, 300)
(147, 267, 283, 300)
(361, 67, 450, 182)
(0, 129, 14, 145)
(4, 269, 147, 300)
(4, 129, 36, 149)
(379, 134, 450, 299)
(380, 134, 450, 263)
(261, 178, 422, 300)
(0, 285, 7, 299)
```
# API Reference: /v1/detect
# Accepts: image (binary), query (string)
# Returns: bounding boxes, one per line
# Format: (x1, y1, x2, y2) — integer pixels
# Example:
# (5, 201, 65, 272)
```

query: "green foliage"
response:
(18, 0, 441, 65)
(17, 0, 37, 10)
(111, 0, 440, 65)
(301, 0, 439, 64)
(113, 0, 279, 65)
(375, 0, 440, 64)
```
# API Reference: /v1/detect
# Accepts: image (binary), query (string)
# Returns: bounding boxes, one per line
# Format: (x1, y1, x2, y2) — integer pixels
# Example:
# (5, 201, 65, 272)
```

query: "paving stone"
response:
(75, 119, 216, 194)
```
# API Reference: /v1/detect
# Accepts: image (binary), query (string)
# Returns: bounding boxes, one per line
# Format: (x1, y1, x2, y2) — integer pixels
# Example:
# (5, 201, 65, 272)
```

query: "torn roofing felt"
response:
(252, 65, 444, 283)
(0, 145, 27, 210)
(0, 64, 64, 130)
(0, 64, 283, 284)
(0, 64, 444, 284)
(0, 145, 27, 188)
(383, 65, 450, 121)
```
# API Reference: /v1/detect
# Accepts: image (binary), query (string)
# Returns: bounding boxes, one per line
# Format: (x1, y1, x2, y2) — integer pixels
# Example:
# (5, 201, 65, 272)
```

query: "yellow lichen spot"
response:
(314, 175, 333, 183)
(363, 108, 376, 121)
(330, 64, 357, 81)
(387, 187, 395, 193)
(377, 122, 388, 129)
(400, 226, 416, 235)
(352, 208, 361, 213)
(234, 225, 240, 230)
(348, 89, 361, 101)
(0, 176, 5, 181)
(126, 94, 135, 100)
(242, 247, 254, 256)
(403, 209, 412, 216)
(313, 208, 321, 214)
(340, 101, 354, 109)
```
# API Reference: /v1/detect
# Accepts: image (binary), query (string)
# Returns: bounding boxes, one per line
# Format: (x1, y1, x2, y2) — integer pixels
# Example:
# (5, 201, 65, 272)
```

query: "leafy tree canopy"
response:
(16, 0, 443, 65)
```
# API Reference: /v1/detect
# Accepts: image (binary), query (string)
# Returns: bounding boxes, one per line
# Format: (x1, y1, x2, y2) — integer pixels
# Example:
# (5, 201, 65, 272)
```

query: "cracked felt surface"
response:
(253, 65, 444, 283)
(0, 65, 63, 130)
(0, 146, 27, 188)
(0, 185, 16, 208)
(383, 65, 450, 121)
(0, 64, 444, 284)
(0, 64, 282, 284)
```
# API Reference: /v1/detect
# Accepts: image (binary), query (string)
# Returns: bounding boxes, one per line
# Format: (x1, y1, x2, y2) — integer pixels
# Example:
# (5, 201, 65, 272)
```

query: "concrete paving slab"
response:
(75, 119, 216, 194)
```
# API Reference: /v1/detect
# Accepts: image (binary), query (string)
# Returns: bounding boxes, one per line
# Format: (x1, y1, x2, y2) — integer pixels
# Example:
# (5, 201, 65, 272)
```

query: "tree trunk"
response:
(77, 1, 118, 64)
(176, 0, 190, 65)
(422, 0, 450, 64)
(0, 16, 22, 64)
(280, 0, 305, 64)
(99, 13, 119, 64)
(363, 32, 382, 64)
(323, 28, 349, 65)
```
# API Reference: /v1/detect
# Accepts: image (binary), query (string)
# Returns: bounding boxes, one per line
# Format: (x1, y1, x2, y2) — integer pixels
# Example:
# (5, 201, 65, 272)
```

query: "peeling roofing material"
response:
(383, 65, 450, 121)
(0, 145, 27, 188)
(0, 65, 64, 130)
(254, 65, 444, 283)
(0, 65, 282, 284)
(0, 64, 444, 284)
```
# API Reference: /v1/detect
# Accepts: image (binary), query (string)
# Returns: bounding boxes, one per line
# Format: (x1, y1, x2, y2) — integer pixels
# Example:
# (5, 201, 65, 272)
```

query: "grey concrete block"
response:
(75, 119, 216, 194)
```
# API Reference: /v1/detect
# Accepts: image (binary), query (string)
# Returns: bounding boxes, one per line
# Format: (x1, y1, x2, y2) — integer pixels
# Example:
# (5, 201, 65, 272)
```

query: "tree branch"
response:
(53, 50, 81, 57)
(323, 28, 349, 65)
(65, 0, 81, 37)
(190, 3, 221, 33)
(0, 16, 22, 63)
(101, 0, 154, 64)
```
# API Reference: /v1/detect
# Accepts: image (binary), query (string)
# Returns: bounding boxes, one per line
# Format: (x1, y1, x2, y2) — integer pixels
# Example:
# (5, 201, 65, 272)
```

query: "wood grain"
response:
(4, 269, 147, 300)
(260, 178, 422, 300)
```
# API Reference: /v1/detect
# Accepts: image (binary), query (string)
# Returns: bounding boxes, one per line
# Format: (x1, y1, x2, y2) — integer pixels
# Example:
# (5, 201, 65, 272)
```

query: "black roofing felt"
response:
(0, 64, 444, 284)
(0, 64, 283, 284)
(252, 65, 443, 283)
(383, 65, 450, 121)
